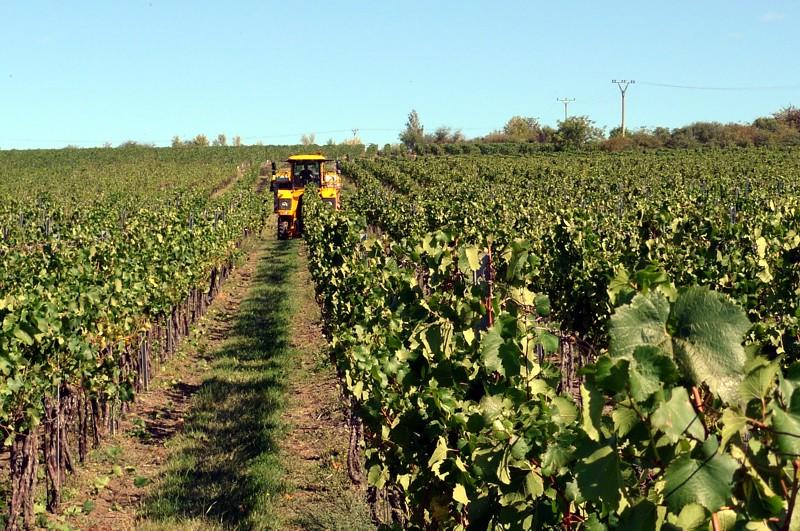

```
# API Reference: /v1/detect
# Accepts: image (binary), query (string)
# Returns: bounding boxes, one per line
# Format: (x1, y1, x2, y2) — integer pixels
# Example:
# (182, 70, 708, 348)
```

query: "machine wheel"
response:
(277, 219, 289, 240)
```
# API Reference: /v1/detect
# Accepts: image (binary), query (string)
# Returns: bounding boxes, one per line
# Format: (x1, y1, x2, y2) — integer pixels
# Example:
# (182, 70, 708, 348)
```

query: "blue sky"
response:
(1, 1, 798, 149)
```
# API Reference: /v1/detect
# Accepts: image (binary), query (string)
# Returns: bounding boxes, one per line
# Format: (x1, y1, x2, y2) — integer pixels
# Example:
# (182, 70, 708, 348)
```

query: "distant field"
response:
(0, 145, 363, 200)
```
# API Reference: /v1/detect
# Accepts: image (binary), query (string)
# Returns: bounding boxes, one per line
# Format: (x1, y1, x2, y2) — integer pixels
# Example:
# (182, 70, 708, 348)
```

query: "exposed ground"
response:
(49, 226, 373, 530)
(209, 162, 249, 198)
(269, 245, 373, 531)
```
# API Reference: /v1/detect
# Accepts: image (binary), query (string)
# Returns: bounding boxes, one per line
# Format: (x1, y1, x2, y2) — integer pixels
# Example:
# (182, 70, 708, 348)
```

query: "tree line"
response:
(394, 106, 800, 155)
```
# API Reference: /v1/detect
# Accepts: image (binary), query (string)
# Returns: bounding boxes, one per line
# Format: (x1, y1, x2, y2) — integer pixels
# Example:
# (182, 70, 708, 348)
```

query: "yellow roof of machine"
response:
(287, 154, 329, 161)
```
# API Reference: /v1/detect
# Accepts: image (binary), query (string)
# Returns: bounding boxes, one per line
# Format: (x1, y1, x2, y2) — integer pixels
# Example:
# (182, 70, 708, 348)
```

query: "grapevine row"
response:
(0, 156, 269, 528)
(304, 150, 800, 529)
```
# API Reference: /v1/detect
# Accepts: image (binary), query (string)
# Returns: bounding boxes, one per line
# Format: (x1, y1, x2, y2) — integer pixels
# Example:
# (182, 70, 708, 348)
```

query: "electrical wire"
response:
(637, 81, 800, 91)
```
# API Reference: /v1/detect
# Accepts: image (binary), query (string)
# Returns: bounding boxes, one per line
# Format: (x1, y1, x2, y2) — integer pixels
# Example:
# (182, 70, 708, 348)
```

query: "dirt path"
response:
(271, 245, 373, 530)
(210, 162, 250, 198)
(50, 222, 373, 530)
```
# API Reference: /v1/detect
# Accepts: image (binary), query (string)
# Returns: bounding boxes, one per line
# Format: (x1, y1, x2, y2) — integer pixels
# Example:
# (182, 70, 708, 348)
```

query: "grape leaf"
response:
(663, 438, 737, 512)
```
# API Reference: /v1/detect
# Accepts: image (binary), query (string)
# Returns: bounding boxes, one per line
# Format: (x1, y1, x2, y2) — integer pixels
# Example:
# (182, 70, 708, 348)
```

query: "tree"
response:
(399, 110, 425, 152)
(426, 126, 466, 144)
(503, 116, 541, 142)
(117, 140, 155, 148)
(213, 133, 227, 147)
(774, 105, 800, 131)
(342, 135, 363, 146)
(301, 133, 316, 146)
(192, 134, 209, 147)
(171, 136, 182, 148)
(232, 136, 242, 147)
(554, 116, 604, 149)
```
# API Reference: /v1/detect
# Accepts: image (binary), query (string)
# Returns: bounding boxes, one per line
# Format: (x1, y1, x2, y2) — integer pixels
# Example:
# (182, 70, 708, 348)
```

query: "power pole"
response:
(611, 80, 635, 136)
(557, 98, 575, 121)
(352, 128, 359, 140)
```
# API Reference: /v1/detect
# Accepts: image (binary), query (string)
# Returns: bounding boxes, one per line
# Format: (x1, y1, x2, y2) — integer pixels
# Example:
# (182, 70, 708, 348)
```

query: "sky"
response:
(0, 1, 798, 149)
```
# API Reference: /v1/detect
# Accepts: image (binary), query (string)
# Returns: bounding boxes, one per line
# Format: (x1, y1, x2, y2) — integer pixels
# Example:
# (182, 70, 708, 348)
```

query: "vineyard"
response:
(1, 146, 800, 530)
(0, 145, 362, 529)
(304, 150, 800, 529)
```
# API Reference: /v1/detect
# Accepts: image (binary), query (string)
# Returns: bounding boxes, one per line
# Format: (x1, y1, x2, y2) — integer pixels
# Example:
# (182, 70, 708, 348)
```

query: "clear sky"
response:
(1, 1, 798, 149)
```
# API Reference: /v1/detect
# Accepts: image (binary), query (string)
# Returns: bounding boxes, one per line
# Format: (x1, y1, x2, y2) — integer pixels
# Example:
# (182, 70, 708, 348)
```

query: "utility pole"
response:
(611, 80, 635, 136)
(351, 128, 359, 140)
(557, 98, 575, 121)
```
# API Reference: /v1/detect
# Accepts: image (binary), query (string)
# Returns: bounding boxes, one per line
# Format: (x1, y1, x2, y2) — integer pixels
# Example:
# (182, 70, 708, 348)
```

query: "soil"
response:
(210, 162, 249, 199)
(271, 245, 373, 530)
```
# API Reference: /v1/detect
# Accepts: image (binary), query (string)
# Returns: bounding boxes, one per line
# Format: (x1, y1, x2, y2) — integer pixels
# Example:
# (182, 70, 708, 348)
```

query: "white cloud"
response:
(761, 11, 784, 23)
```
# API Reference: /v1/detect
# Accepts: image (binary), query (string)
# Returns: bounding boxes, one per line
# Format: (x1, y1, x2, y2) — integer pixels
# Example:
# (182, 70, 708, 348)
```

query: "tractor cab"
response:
(273, 154, 341, 239)
(292, 160, 320, 187)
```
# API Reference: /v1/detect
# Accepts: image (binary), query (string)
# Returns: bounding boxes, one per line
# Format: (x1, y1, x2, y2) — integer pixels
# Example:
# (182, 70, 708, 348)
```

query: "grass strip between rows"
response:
(139, 234, 300, 530)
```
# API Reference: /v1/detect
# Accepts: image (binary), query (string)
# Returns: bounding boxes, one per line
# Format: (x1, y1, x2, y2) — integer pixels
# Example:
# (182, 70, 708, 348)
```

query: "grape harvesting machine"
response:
(272, 154, 341, 239)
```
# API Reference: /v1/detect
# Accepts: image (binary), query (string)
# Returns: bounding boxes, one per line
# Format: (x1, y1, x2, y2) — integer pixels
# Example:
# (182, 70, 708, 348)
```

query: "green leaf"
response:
(541, 444, 572, 475)
(779, 363, 800, 405)
(480, 324, 504, 374)
(497, 445, 512, 485)
(82, 499, 95, 514)
(551, 396, 578, 426)
(571, 445, 622, 509)
(755, 236, 767, 259)
(479, 395, 505, 424)
(739, 359, 779, 403)
(609, 287, 750, 404)
(581, 383, 603, 441)
(93, 475, 110, 492)
(663, 438, 738, 513)
(367, 464, 389, 488)
(612, 406, 639, 438)
(464, 246, 481, 272)
(633, 265, 670, 292)
(524, 470, 544, 498)
(618, 499, 657, 531)
(771, 406, 800, 457)
(669, 287, 751, 403)
(428, 436, 450, 479)
(583, 515, 608, 531)
(510, 436, 529, 461)
(607, 266, 635, 307)
(651, 387, 706, 443)
(534, 294, 550, 316)
(742, 476, 784, 519)
(589, 356, 628, 394)
(719, 408, 747, 449)
(453, 483, 469, 505)
(13, 326, 34, 346)
(539, 332, 559, 354)
(670, 503, 707, 531)
(628, 345, 679, 402)
(609, 291, 671, 359)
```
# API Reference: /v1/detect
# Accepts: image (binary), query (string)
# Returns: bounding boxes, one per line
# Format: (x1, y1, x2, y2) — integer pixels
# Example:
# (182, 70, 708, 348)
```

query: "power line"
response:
(637, 81, 800, 91)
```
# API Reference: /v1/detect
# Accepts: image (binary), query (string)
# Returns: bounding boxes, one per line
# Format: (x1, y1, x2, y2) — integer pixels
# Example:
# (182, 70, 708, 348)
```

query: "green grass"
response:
(139, 236, 300, 530)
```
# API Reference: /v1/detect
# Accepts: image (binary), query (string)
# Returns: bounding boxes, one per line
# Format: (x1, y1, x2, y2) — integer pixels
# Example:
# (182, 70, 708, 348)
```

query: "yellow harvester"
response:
(273, 154, 341, 239)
